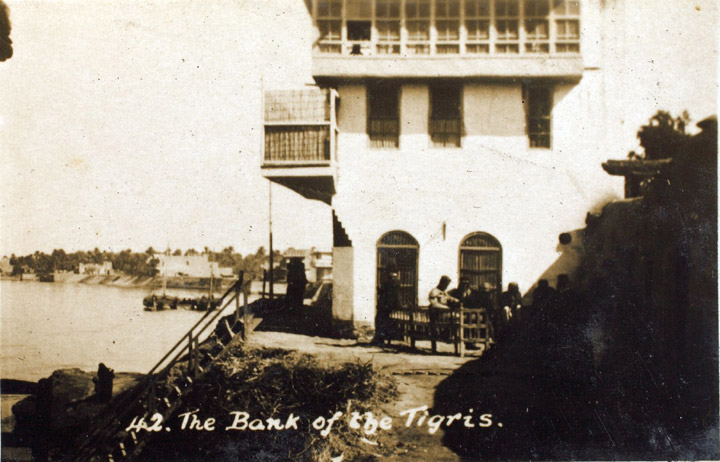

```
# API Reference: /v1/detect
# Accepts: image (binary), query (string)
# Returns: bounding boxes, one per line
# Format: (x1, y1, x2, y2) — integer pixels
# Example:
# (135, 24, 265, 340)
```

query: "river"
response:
(0, 280, 235, 382)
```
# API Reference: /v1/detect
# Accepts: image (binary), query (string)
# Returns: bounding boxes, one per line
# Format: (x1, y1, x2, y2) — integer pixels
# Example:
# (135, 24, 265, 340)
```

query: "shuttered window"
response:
(525, 84, 552, 148)
(430, 85, 462, 147)
(368, 84, 400, 148)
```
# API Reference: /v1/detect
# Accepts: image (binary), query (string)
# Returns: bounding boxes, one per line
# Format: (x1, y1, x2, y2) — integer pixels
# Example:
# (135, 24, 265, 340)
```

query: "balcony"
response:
(312, 0, 583, 80)
(262, 88, 339, 204)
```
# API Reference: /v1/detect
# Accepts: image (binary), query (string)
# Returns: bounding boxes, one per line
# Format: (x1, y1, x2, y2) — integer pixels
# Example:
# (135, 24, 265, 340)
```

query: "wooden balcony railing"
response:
(389, 305, 490, 357)
(264, 125, 331, 162)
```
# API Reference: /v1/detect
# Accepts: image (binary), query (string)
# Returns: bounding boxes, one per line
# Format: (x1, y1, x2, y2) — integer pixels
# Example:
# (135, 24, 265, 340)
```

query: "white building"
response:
(260, 0, 716, 333)
(79, 261, 113, 275)
(154, 254, 233, 278)
(0, 256, 13, 275)
(284, 247, 334, 282)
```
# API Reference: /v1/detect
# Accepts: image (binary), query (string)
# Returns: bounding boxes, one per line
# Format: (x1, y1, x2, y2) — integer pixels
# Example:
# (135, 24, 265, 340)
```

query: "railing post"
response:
(430, 307, 437, 354)
(148, 375, 156, 415)
(262, 270, 267, 299)
(193, 337, 200, 378)
(243, 286, 250, 342)
(482, 309, 489, 350)
(459, 307, 465, 358)
(187, 332, 194, 375)
(235, 278, 241, 325)
(409, 309, 416, 349)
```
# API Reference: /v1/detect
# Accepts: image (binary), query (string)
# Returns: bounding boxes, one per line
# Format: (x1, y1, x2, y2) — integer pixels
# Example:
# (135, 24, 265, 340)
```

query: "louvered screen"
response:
(459, 232, 502, 292)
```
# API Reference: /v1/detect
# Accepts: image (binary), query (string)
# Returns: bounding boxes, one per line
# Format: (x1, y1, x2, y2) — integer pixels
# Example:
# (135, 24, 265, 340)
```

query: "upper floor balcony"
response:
(312, 0, 583, 80)
(262, 88, 339, 204)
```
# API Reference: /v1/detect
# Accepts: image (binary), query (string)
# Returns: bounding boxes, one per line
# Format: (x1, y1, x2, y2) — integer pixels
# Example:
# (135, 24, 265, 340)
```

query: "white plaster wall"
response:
(332, 76, 627, 324)
(331, 246, 355, 322)
(400, 85, 430, 151)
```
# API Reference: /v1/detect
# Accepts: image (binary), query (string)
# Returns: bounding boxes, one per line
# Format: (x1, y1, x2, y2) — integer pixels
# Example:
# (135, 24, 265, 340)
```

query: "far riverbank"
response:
(1, 273, 239, 291)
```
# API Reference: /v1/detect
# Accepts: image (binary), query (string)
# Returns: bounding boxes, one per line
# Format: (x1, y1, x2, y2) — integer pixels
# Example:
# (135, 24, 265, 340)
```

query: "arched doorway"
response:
(377, 231, 419, 308)
(459, 232, 502, 293)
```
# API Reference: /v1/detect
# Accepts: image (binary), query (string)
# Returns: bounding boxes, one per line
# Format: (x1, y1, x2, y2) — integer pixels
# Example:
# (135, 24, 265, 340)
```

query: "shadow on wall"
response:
(521, 228, 587, 303)
(431, 117, 719, 460)
(521, 188, 624, 302)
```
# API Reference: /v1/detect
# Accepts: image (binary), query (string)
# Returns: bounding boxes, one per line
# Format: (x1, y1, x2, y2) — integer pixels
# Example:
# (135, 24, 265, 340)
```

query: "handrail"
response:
(389, 305, 489, 357)
(145, 276, 244, 376)
(68, 273, 252, 461)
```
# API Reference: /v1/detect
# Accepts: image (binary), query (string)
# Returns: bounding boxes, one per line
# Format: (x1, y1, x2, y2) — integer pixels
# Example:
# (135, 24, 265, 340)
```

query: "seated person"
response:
(448, 277, 472, 309)
(429, 275, 459, 310)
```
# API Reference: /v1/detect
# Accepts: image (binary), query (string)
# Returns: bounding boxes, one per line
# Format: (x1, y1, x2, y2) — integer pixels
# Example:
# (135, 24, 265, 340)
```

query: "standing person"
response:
(285, 257, 308, 309)
(531, 279, 555, 312)
(93, 363, 115, 403)
(478, 282, 500, 342)
(429, 275, 459, 310)
(372, 265, 402, 346)
(552, 274, 576, 323)
(500, 282, 523, 321)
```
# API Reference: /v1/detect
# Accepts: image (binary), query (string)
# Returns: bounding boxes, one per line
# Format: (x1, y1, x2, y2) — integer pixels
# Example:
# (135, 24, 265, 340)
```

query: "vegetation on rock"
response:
(140, 346, 398, 462)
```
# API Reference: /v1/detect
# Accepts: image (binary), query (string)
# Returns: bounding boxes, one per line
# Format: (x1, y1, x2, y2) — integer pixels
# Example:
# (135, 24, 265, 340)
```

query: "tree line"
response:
(7, 246, 283, 281)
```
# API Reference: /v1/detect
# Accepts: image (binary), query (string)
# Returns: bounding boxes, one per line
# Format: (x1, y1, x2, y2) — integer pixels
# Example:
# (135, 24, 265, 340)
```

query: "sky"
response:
(0, 0, 331, 257)
(0, 0, 717, 257)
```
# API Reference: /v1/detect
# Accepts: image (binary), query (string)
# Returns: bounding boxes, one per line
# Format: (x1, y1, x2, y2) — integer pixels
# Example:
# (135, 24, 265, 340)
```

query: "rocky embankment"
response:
(5, 368, 144, 459)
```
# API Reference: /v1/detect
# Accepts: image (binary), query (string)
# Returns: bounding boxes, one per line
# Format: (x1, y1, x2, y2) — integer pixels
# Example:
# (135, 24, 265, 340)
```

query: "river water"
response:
(0, 281, 235, 382)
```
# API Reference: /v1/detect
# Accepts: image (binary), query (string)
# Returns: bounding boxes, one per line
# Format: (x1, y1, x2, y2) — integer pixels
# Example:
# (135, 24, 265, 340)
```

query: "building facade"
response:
(154, 254, 233, 278)
(78, 261, 113, 275)
(260, 0, 709, 332)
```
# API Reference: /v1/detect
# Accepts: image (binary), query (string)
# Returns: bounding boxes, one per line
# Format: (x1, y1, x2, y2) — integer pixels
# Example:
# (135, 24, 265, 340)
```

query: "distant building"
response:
(154, 254, 232, 278)
(0, 256, 13, 275)
(284, 247, 333, 282)
(79, 261, 113, 275)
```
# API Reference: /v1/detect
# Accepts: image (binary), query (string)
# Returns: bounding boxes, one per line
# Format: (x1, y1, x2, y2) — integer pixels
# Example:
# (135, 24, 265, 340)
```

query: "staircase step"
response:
(248, 316, 264, 332)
